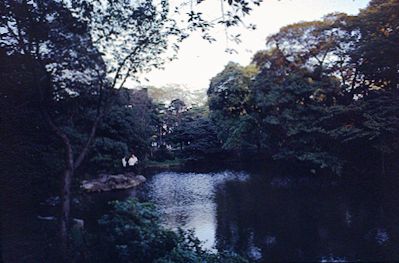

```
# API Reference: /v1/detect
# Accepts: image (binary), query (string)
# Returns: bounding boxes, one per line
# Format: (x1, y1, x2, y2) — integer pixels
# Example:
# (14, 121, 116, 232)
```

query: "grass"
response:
(144, 159, 185, 168)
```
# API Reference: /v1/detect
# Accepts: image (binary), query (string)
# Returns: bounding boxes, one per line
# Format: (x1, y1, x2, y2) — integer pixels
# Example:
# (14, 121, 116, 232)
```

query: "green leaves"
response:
(204, 0, 399, 175)
(208, 62, 260, 151)
(84, 198, 249, 263)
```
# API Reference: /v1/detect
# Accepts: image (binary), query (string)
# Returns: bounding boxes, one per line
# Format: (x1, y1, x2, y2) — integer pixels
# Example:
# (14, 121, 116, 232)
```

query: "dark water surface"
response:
(135, 168, 399, 262)
(12, 166, 397, 262)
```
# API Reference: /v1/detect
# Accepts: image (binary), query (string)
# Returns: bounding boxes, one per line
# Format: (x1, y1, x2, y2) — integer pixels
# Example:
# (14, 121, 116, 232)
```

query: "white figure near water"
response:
(128, 154, 138, 166)
(122, 153, 139, 173)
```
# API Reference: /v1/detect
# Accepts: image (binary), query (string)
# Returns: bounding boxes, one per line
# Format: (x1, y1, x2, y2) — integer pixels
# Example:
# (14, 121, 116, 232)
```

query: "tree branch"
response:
(110, 43, 143, 90)
(73, 112, 103, 169)
(43, 111, 74, 167)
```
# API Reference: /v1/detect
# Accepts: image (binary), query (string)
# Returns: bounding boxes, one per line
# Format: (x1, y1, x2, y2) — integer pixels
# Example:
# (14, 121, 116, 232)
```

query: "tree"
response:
(251, 57, 344, 172)
(168, 106, 221, 159)
(0, 0, 182, 258)
(348, 0, 399, 90)
(0, 1, 109, 257)
(319, 90, 399, 176)
(0, 52, 65, 262)
(223, 0, 399, 174)
(316, 0, 399, 174)
(264, 13, 370, 101)
(208, 62, 260, 152)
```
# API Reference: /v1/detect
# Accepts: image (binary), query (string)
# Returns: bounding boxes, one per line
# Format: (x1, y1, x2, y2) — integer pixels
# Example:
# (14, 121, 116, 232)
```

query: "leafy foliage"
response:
(81, 199, 249, 263)
(208, 62, 260, 151)
(85, 88, 158, 173)
(207, 0, 399, 174)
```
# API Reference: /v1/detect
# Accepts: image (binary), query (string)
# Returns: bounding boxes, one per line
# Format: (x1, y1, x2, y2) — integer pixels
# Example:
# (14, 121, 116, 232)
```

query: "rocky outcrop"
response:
(81, 173, 146, 192)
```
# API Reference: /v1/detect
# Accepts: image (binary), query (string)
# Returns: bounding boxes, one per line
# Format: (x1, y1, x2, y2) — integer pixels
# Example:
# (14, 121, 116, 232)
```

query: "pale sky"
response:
(138, 0, 370, 91)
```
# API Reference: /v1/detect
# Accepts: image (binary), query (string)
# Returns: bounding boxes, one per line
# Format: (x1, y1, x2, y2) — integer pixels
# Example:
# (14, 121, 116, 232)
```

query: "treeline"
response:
(159, 0, 399, 176)
(150, 0, 399, 176)
(202, 0, 399, 175)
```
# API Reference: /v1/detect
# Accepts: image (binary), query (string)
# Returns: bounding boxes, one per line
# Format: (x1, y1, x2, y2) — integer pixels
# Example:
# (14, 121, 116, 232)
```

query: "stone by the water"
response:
(81, 173, 146, 192)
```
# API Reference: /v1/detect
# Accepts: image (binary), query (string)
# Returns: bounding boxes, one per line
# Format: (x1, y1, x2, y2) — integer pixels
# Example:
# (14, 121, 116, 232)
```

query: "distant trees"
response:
(169, 106, 221, 160)
(208, 62, 260, 152)
(147, 84, 207, 106)
(150, 99, 220, 162)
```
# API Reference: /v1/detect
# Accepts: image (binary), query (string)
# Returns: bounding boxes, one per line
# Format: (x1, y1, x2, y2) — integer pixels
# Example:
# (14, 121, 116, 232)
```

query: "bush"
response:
(151, 146, 175, 162)
(80, 198, 249, 263)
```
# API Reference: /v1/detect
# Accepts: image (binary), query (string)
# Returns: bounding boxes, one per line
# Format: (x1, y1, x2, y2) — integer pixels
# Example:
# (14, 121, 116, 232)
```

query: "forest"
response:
(1, 0, 398, 262)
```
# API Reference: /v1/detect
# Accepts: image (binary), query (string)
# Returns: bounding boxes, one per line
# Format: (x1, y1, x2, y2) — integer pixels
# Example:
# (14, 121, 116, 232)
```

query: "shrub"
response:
(80, 198, 249, 263)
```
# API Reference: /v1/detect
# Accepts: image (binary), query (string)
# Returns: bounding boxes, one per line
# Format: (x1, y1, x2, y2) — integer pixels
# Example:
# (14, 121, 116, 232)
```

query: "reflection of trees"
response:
(214, 175, 399, 261)
(147, 172, 217, 243)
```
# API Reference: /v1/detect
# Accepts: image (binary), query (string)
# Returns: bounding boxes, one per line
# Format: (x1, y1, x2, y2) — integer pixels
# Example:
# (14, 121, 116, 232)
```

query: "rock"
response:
(81, 173, 146, 192)
(136, 175, 146, 183)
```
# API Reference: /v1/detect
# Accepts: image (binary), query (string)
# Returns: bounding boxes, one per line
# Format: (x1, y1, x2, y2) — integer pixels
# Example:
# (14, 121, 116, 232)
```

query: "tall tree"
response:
(208, 62, 260, 151)
(0, 0, 180, 258)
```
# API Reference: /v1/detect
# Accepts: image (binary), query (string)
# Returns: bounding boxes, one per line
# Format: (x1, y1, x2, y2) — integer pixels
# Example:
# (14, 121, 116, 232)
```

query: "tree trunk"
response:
(59, 143, 74, 262)
(60, 168, 73, 261)
(44, 112, 101, 261)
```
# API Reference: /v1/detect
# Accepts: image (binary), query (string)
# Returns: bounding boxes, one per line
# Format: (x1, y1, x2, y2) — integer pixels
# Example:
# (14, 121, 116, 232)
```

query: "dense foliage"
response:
(86, 88, 158, 174)
(121, 0, 399, 174)
(208, 62, 260, 151)
(206, 0, 399, 175)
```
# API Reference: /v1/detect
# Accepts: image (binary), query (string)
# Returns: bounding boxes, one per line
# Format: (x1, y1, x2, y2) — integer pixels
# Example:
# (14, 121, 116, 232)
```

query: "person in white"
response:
(128, 154, 138, 166)
(122, 153, 138, 173)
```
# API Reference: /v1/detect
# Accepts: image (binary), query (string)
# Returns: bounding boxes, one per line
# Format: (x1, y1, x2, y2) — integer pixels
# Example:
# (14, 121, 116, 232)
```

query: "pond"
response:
(134, 167, 399, 262)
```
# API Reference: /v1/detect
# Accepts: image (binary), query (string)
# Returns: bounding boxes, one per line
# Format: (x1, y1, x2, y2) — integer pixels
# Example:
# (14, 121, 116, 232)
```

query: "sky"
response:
(138, 0, 370, 91)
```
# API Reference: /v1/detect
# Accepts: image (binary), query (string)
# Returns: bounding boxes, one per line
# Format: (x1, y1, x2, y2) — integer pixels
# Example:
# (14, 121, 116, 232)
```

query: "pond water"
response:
(140, 171, 250, 250)
(3, 166, 399, 262)
(135, 168, 399, 262)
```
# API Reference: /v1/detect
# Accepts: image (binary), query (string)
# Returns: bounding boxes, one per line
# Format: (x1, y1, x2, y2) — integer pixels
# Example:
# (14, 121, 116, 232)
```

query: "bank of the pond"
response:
(144, 159, 185, 169)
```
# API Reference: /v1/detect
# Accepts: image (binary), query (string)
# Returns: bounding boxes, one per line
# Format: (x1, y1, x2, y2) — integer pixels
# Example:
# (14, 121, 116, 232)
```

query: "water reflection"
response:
(142, 171, 249, 249)
(142, 170, 399, 262)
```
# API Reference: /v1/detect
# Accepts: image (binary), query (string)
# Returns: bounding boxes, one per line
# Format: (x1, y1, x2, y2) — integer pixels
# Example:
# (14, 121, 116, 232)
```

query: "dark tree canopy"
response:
(207, 0, 399, 174)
